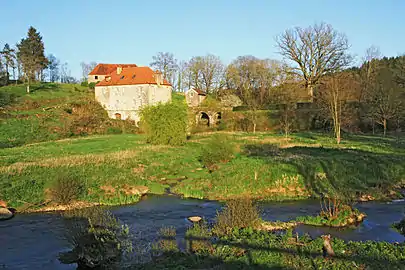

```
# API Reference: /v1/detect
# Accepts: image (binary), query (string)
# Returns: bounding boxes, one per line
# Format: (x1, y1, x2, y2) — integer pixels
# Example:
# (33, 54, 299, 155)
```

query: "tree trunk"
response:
(336, 126, 341, 144)
(383, 118, 387, 137)
(26, 77, 30, 93)
(253, 122, 256, 134)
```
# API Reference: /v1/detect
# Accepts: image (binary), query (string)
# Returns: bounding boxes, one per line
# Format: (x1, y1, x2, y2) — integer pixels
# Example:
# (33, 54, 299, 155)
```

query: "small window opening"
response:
(120, 75, 125, 79)
(95, 76, 98, 79)
(115, 113, 122, 120)
(132, 74, 136, 79)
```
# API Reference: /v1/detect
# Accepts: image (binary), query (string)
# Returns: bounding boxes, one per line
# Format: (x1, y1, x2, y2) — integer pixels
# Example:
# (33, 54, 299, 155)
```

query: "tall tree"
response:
(317, 72, 359, 144)
(276, 22, 352, 97)
(16, 26, 47, 93)
(47, 54, 60, 82)
(150, 52, 178, 84)
(1, 43, 16, 84)
(199, 54, 225, 95)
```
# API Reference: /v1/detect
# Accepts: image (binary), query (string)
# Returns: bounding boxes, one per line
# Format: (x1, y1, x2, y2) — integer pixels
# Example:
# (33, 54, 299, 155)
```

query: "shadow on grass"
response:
(244, 144, 405, 198)
(134, 235, 404, 269)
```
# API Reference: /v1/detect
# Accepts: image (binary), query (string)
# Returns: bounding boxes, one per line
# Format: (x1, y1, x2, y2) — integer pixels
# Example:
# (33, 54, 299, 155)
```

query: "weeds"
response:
(213, 198, 261, 236)
(49, 174, 86, 204)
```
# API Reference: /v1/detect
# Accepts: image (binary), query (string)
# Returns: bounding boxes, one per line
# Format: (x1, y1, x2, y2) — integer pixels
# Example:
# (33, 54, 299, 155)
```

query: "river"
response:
(0, 195, 404, 269)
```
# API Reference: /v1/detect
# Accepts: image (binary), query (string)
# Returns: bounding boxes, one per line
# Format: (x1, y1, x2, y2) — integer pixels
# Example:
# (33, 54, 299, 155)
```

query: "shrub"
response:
(186, 220, 213, 254)
(88, 82, 96, 90)
(59, 208, 132, 269)
(152, 226, 178, 255)
(0, 91, 16, 107)
(140, 102, 188, 146)
(213, 198, 261, 236)
(80, 81, 88, 87)
(392, 218, 405, 236)
(200, 134, 235, 171)
(49, 174, 85, 204)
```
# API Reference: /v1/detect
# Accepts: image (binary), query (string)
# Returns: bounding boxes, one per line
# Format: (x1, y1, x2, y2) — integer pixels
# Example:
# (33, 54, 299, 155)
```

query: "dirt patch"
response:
(100, 185, 116, 196)
(260, 221, 297, 231)
(28, 201, 100, 212)
(132, 164, 146, 174)
(119, 185, 149, 196)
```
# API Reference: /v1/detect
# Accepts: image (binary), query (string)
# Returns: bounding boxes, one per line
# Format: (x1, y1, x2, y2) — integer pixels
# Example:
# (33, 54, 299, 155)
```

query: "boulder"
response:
(188, 216, 202, 223)
(0, 207, 14, 221)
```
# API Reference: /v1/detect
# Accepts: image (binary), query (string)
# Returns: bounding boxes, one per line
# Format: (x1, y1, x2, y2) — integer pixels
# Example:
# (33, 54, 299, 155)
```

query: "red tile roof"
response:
(89, 64, 138, 75)
(96, 67, 172, 87)
(190, 88, 206, 95)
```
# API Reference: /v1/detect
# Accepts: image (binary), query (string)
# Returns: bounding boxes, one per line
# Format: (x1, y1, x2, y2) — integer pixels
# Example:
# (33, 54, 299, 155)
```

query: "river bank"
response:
(1, 195, 404, 269)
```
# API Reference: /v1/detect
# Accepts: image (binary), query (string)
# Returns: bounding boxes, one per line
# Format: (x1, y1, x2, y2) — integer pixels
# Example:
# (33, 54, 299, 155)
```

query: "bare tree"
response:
(317, 72, 359, 144)
(150, 52, 178, 85)
(276, 22, 352, 97)
(80, 62, 97, 82)
(226, 56, 282, 133)
(366, 67, 404, 136)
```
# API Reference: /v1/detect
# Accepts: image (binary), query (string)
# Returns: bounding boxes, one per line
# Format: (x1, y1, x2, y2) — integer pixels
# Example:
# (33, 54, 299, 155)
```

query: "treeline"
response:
(0, 26, 77, 91)
(149, 23, 405, 140)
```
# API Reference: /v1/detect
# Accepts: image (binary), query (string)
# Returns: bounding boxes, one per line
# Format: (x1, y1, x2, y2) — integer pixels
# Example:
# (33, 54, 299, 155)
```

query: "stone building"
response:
(94, 66, 172, 123)
(185, 88, 207, 107)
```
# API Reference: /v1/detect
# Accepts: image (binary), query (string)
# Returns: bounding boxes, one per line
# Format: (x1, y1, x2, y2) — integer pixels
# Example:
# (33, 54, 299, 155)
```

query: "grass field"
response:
(1, 83, 404, 209)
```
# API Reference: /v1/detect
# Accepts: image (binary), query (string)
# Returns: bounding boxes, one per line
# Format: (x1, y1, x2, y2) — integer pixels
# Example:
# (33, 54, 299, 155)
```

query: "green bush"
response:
(140, 102, 188, 146)
(0, 91, 16, 107)
(392, 218, 405, 236)
(50, 174, 86, 204)
(200, 134, 235, 170)
(213, 198, 261, 236)
(88, 82, 96, 90)
(59, 208, 132, 269)
(80, 81, 89, 87)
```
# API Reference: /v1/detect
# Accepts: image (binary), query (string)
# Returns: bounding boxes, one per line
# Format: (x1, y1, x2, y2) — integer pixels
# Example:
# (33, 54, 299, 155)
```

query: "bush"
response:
(88, 82, 96, 90)
(213, 198, 261, 236)
(200, 134, 235, 170)
(49, 174, 86, 204)
(0, 91, 16, 107)
(140, 102, 188, 146)
(59, 208, 132, 269)
(80, 81, 89, 87)
(392, 218, 405, 236)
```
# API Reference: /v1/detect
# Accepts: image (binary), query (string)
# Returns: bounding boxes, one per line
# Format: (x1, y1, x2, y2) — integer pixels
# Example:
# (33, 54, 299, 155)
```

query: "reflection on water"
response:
(0, 195, 404, 269)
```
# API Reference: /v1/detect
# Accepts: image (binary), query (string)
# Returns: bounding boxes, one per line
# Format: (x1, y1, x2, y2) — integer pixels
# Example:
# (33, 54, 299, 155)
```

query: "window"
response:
(95, 76, 98, 80)
(190, 92, 194, 97)
(132, 75, 136, 79)
(115, 113, 122, 120)
(120, 75, 125, 79)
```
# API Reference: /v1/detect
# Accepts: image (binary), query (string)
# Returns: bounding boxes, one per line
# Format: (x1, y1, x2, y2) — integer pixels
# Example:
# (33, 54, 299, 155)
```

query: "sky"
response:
(1, 0, 404, 79)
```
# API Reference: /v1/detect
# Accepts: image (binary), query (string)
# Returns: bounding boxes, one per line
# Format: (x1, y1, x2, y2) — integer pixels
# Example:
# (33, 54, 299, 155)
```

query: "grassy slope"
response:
(1, 131, 404, 208)
(1, 84, 404, 209)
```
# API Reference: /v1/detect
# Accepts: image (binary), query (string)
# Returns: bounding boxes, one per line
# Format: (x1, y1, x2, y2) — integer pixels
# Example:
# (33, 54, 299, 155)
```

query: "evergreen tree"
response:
(0, 43, 16, 84)
(16, 26, 47, 93)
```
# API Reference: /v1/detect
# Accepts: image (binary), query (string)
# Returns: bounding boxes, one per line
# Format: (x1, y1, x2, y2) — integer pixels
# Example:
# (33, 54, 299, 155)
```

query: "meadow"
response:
(1, 83, 404, 209)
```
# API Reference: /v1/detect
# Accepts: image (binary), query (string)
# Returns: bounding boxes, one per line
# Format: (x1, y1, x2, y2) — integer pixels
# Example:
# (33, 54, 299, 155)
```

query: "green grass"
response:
(1, 131, 404, 209)
(1, 83, 404, 209)
(141, 227, 405, 270)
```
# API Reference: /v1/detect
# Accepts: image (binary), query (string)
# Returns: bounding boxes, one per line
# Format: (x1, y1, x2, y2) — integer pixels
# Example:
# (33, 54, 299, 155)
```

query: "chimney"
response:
(117, 66, 123, 75)
(154, 70, 163, 86)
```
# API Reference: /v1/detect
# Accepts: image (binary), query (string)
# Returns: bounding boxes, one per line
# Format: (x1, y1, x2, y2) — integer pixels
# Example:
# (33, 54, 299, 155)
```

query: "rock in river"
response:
(188, 216, 202, 223)
(0, 207, 14, 221)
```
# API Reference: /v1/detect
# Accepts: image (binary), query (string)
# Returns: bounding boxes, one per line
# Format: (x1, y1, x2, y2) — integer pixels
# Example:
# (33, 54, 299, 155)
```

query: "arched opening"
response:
(216, 112, 222, 124)
(200, 112, 210, 126)
(114, 113, 122, 120)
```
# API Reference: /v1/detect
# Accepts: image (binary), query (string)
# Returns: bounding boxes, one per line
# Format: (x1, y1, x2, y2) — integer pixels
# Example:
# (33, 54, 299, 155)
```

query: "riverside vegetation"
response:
(1, 83, 405, 211)
(56, 199, 405, 269)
